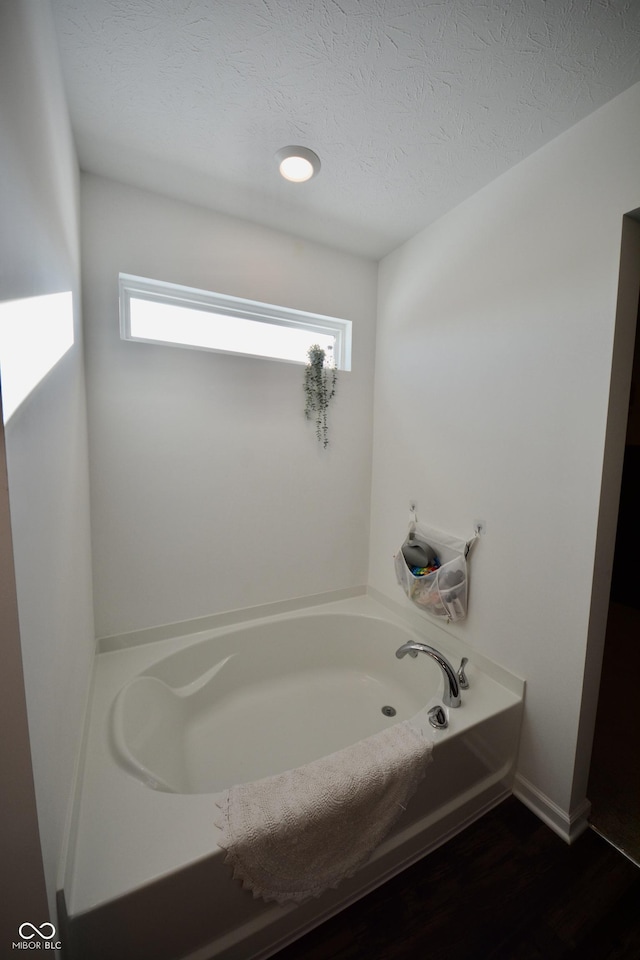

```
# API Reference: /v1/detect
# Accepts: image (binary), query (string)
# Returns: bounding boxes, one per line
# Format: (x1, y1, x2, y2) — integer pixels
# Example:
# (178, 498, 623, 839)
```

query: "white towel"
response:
(214, 719, 433, 904)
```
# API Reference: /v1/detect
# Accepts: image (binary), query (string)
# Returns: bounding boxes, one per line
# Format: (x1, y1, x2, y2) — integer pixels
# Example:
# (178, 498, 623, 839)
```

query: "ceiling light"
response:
(276, 146, 321, 183)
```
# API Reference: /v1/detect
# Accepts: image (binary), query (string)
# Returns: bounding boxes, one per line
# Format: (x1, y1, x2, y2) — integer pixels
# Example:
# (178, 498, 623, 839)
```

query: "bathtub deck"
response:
(61, 593, 525, 960)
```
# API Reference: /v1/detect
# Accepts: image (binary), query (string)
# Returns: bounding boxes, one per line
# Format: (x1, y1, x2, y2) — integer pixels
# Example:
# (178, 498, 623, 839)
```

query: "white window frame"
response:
(118, 274, 352, 370)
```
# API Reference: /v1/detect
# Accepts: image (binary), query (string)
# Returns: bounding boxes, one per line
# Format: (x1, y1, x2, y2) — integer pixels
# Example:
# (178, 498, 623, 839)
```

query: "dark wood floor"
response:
(588, 602, 640, 864)
(272, 796, 640, 960)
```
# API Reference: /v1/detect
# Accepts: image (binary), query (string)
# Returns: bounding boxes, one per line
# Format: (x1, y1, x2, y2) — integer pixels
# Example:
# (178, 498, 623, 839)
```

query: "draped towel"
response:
(214, 719, 433, 904)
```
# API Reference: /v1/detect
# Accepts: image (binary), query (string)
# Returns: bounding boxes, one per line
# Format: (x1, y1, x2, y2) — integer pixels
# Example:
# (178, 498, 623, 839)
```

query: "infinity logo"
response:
(18, 923, 56, 940)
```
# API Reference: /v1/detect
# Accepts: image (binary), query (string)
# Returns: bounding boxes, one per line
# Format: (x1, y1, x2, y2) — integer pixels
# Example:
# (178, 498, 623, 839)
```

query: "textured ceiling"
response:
(51, 0, 640, 259)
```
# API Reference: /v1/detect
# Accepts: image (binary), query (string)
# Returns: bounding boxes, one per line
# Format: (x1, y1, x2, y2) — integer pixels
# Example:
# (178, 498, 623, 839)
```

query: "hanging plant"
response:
(303, 344, 337, 448)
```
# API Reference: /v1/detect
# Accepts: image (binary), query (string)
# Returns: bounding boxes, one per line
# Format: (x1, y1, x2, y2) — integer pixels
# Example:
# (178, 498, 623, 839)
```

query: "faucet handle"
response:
(457, 657, 470, 689)
(428, 705, 448, 729)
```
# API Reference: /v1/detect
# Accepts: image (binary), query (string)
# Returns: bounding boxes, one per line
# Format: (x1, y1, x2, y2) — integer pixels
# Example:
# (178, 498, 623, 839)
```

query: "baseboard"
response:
(513, 774, 591, 844)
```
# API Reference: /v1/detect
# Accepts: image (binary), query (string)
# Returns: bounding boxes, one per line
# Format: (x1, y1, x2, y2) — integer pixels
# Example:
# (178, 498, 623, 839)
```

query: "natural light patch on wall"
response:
(0, 291, 75, 422)
(119, 274, 352, 370)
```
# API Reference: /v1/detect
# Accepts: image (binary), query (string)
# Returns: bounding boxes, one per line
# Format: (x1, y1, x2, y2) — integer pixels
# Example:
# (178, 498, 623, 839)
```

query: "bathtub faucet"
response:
(395, 641, 461, 708)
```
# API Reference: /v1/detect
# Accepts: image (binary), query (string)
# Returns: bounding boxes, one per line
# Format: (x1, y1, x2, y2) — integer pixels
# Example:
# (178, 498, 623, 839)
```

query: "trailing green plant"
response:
(303, 344, 337, 448)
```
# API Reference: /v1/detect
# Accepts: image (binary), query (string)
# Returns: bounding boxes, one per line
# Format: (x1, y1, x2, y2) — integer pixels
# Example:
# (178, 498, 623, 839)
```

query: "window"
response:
(119, 274, 352, 370)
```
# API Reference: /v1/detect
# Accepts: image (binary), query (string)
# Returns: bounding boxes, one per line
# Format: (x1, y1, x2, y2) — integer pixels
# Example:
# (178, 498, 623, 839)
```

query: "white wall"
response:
(369, 81, 640, 831)
(0, 373, 49, 943)
(81, 174, 377, 638)
(0, 0, 95, 922)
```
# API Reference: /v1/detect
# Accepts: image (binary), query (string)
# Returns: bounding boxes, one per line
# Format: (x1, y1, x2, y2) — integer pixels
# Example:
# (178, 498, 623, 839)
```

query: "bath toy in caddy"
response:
(394, 524, 476, 621)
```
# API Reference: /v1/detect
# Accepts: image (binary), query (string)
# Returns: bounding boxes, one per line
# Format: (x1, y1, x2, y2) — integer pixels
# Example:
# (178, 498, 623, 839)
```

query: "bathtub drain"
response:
(381, 705, 397, 717)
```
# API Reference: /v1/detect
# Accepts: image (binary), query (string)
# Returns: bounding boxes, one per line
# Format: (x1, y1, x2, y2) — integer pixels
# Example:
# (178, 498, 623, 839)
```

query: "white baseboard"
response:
(513, 773, 591, 844)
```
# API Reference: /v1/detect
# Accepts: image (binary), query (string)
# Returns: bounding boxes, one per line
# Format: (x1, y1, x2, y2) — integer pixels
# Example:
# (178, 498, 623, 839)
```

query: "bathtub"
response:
(60, 593, 524, 960)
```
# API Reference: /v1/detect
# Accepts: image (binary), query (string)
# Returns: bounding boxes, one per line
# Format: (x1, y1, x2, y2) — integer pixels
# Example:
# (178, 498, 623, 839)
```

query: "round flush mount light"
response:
(276, 145, 321, 183)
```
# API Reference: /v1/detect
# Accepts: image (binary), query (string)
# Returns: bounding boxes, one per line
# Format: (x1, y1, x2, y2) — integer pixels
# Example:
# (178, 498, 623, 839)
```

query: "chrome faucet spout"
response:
(395, 641, 461, 708)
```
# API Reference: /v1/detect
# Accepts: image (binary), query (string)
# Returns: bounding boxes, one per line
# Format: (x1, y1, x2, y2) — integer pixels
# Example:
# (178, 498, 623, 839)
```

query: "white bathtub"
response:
(61, 593, 524, 960)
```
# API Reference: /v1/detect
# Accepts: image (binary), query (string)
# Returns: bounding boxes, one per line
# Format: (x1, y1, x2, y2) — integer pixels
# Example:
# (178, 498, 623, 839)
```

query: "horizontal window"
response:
(119, 275, 351, 370)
